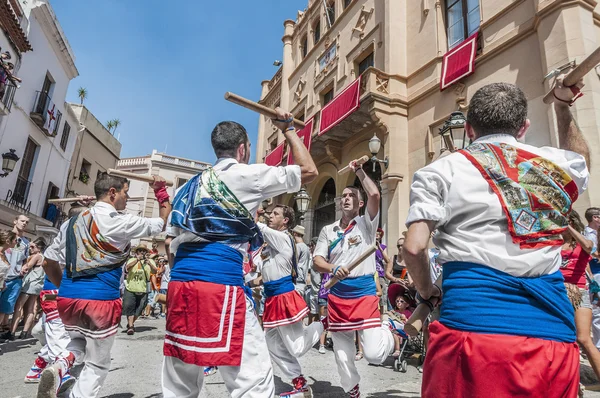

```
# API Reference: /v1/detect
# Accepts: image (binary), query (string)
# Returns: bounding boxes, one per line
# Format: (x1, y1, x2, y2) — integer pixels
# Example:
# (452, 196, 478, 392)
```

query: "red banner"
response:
(264, 142, 285, 166)
(288, 118, 314, 166)
(318, 77, 361, 136)
(440, 32, 479, 91)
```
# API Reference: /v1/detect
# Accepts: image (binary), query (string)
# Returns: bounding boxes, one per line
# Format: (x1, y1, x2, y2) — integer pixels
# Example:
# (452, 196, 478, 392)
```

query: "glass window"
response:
(327, 1, 335, 26)
(300, 35, 308, 59)
(358, 52, 374, 75)
(323, 89, 334, 106)
(59, 122, 70, 151)
(446, 0, 479, 48)
(344, 0, 352, 9)
(313, 21, 321, 44)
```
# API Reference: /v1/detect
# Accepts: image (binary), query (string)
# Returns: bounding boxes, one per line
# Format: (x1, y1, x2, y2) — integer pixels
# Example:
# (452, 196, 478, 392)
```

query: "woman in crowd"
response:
(560, 210, 600, 379)
(5, 238, 46, 340)
(0, 229, 16, 352)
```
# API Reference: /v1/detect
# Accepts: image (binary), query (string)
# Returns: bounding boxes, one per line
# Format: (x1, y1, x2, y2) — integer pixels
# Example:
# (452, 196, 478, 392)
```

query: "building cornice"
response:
(31, 0, 78, 79)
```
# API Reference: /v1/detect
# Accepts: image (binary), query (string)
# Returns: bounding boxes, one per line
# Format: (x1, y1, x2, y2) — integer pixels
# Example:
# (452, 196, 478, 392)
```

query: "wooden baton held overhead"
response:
(338, 155, 370, 175)
(324, 244, 377, 290)
(543, 46, 600, 104)
(107, 169, 174, 187)
(224, 92, 306, 129)
(48, 197, 94, 204)
(404, 275, 442, 337)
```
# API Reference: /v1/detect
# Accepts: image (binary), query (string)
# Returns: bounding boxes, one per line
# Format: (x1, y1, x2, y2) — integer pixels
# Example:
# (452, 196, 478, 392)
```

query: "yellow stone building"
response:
(255, 0, 600, 248)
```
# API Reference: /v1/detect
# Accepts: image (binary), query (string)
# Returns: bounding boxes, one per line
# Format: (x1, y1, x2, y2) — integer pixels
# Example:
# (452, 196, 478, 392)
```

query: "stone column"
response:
(281, 20, 296, 110)
(303, 208, 315, 242)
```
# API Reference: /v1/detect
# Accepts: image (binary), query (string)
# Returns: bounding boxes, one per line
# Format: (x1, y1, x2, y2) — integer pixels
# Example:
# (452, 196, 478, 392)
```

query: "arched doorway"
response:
(352, 161, 382, 222)
(313, 178, 336, 237)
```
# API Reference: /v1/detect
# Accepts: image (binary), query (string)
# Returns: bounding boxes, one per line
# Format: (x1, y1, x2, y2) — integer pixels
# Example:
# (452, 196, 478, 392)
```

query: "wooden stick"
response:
(107, 169, 174, 187)
(404, 275, 442, 337)
(543, 46, 600, 104)
(224, 92, 306, 129)
(324, 244, 377, 290)
(48, 197, 93, 204)
(338, 155, 370, 175)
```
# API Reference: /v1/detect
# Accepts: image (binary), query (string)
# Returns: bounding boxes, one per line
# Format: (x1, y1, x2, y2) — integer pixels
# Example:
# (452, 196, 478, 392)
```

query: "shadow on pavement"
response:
(367, 390, 421, 398)
(100, 394, 134, 398)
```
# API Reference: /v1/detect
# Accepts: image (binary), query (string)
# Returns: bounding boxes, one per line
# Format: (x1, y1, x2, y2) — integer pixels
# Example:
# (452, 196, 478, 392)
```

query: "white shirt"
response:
(295, 242, 310, 286)
(314, 212, 380, 277)
(406, 134, 589, 277)
(45, 202, 165, 264)
(160, 264, 171, 290)
(168, 158, 302, 255)
(584, 226, 598, 254)
(257, 223, 295, 283)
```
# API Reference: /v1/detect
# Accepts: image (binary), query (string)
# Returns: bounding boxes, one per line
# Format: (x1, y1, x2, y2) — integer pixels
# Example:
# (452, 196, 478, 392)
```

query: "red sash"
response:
(459, 143, 578, 249)
(57, 297, 121, 339)
(262, 290, 309, 329)
(327, 295, 381, 332)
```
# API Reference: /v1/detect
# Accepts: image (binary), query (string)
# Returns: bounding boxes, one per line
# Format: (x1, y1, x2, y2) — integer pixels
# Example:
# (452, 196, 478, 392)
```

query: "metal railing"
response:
(1, 83, 16, 111)
(6, 176, 32, 212)
(31, 91, 63, 136)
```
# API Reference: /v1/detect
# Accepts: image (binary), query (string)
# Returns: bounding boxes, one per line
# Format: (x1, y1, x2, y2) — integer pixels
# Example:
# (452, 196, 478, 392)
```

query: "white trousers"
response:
(34, 314, 71, 363)
(65, 331, 116, 398)
(265, 320, 323, 379)
(331, 326, 395, 392)
(161, 297, 275, 398)
(593, 305, 600, 350)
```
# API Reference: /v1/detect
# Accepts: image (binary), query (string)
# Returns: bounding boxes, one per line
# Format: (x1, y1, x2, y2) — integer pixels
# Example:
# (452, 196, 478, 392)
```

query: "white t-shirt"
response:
(160, 264, 171, 290)
(313, 212, 379, 277)
(406, 134, 589, 277)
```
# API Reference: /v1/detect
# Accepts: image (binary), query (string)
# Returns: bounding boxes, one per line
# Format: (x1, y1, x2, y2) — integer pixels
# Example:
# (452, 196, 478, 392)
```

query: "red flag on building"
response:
(264, 141, 285, 166)
(440, 32, 479, 91)
(288, 118, 314, 166)
(318, 77, 361, 136)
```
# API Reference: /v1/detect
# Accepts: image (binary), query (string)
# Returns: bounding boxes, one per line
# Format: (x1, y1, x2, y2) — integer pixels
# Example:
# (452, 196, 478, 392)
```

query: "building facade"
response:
(256, 0, 600, 249)
(115, 150, 210, 251)
(0, 0, 78, 240)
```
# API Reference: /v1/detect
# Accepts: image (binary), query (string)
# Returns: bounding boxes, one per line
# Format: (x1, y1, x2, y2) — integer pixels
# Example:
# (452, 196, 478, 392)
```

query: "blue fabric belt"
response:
(171, 242, 252, 302)
(42, 276, 58, 291)
(59, 267, 122, 301)
(263, 275, 294, 298)
(329, 274, 377, 299)
(440, 262, 576, 343)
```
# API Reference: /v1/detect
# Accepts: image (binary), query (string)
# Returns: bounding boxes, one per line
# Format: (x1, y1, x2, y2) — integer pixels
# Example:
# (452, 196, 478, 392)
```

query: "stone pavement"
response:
(1, 317, 599, 397)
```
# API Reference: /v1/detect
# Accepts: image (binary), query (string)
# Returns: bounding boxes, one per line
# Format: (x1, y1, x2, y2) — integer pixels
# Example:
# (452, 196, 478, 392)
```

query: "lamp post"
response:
(294, 187, 311, 221)
(0, 149, 19, 177)
(439, 111, 468, 152)
(368, 133, 389, 173)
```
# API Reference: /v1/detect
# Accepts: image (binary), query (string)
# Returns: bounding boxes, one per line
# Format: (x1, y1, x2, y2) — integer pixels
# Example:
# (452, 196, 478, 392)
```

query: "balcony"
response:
(5, 176, 32, 213)
(30, 91, 62, 136)
(0, 83, 16, 115)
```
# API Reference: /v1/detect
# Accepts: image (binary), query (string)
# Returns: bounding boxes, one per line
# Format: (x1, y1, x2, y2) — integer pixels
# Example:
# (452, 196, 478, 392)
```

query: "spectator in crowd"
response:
(584, 207, 600, 349)
(123, 245, 155, 335)
(292, 226, 310, 296)
(158, 256, 170, 317)
(0, 215, 30, 331)
(317, 270, 332, 354)
(387, 283, 415, 357)
(142, 261, 160, 319)
(0, 229, 16, 353)
(375, 228, 390, 311)
(306, 237, 321, 326)
(560, 210, 600, 379)
(3, 238, 47, 340)
(387, 236, 408, 284)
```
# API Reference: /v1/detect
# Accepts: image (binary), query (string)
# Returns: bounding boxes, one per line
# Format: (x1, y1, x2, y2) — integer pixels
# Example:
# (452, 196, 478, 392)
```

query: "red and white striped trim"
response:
(64, 323, 119, 339)
(262, 307, 310, 329)
(45, 310, 60, 322)
(329, 317, 382, 332)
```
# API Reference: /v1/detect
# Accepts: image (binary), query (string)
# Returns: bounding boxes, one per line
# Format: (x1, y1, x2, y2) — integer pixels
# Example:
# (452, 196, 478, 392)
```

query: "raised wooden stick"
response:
(324, 244, 377, 290)
(338, 155, 370, 175)
(543, 46, 600, 104)
(404, 275, 442, 337)
(224, 92, 306, 129)
(107, 169, 174, 187)
(48, 197, 94, 204)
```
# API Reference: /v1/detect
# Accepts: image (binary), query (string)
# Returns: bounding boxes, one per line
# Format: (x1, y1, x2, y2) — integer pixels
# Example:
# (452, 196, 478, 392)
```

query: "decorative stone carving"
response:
(352, 6, 374, 38)
(295, 78, 306, 101)
(324, 141, 342, 165)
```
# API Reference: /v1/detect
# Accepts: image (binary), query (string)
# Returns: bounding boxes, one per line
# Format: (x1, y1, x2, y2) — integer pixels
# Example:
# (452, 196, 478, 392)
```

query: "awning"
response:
(440, 32, 479, 91)
(318, 77, 361, 136)
(287, 118, 314, 166)
(264, 141, 285, 167)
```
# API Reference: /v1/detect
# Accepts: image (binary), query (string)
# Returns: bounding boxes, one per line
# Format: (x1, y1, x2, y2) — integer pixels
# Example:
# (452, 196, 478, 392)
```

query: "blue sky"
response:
(52, 0, 305, 163)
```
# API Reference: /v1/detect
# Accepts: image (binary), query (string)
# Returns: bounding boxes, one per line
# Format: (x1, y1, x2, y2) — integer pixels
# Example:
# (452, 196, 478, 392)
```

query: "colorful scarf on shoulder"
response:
(459, 142, 579, 249)
(65, 210, 130, 279)
(170, 167, 264, 251)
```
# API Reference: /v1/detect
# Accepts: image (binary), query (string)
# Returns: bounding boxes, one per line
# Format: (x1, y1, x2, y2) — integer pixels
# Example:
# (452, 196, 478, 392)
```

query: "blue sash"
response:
(263, 275, 295, 298)
(440, 262, 576, 343)
(329, 275, 377, 299)
(42, 276, 58, 291)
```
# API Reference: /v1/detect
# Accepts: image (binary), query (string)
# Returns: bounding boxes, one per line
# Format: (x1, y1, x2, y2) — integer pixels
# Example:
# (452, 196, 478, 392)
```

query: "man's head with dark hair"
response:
(211, 121, 251, 164)
(341, 186, 364, 219)
(466, 83, 530, 140)
(95, 172, 130, 211)
(585, 207, 600, 229)
(268, 204, 295, 231)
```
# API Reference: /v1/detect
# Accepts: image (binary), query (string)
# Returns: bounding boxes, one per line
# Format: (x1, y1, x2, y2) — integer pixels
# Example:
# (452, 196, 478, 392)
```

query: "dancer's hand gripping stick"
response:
(224, 92, 306, 129)
(338, 156, 370, 175)
(324, 244, 377, 290)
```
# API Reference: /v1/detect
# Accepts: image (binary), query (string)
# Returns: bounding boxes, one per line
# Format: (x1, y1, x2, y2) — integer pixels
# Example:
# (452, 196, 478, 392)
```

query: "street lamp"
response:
(0, 149, 19, 177)
(294, 187, 311, 220)
(368, 133, 389, 173)
(439, 111, 468, 152)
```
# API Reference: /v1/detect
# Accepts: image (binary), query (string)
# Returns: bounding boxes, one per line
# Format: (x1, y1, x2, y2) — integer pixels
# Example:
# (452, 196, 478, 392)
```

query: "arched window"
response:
(313, 178, 336, 237)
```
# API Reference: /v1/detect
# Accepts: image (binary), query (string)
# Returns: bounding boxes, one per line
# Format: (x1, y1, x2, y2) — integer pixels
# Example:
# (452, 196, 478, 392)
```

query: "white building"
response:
(0, 0, 78, 240)
(116, 150, 210, 251)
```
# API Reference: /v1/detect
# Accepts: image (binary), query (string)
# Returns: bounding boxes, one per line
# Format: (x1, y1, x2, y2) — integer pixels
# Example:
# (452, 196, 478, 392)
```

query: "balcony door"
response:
(13, 138, 39, 207)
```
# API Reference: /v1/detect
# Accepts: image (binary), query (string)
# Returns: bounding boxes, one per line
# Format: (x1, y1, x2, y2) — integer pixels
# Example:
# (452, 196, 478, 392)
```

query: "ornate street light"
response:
(0, 149, 19, 177)
(368, 133, 389, 173)
(294, 187, 311, 220)
(439, 111, 468, 152)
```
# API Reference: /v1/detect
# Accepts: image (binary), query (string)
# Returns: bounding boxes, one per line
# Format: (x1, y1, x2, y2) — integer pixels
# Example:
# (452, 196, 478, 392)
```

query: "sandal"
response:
(392, 350, 401, 358)
(355, 351, 363, 361)
(126, 325, 135, 335)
